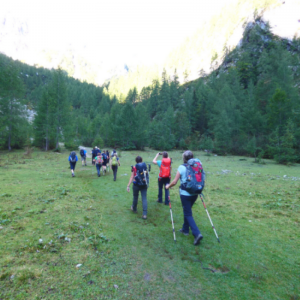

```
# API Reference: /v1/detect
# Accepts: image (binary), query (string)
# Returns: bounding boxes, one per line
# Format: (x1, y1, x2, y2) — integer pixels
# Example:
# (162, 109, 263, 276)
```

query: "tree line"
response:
(0, 22, 299, 164)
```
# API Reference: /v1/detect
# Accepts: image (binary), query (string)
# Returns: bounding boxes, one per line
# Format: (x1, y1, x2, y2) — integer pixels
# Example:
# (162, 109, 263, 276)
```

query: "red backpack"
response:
(159, 158, 171, 178)
(95, 155, 103, 165)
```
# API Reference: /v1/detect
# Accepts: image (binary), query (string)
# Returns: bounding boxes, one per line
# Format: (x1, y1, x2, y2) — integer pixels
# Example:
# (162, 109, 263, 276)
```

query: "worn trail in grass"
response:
(0, 150, 299, 299)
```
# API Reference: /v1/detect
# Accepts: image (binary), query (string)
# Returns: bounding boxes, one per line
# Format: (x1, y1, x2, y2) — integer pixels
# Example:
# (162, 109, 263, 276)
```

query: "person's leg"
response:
(141, 187, 148, 216)
(132, 184, 139, 212)
(96, 164, 101, 176)
(163, 178, 170, 205)
(70, 162, 74, 176)
(180, 194, 200, 237)
(112, 165, 118, 181)
(157, 178, 163, 203)
(84, 156, 87, 166)
(102, 165, 106, 175)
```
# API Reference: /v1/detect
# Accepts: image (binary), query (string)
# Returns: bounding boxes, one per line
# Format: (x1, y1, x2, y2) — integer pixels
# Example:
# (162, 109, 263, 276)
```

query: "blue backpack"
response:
(180, 161, 205, 194)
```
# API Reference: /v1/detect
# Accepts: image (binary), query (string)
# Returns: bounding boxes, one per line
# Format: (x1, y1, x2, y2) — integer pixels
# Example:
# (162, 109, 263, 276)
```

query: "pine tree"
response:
(0, 57, 27, 150)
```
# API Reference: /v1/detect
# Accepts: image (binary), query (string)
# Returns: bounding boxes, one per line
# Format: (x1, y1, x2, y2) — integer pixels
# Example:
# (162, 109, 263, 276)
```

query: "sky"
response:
(1, 0, 230, 66)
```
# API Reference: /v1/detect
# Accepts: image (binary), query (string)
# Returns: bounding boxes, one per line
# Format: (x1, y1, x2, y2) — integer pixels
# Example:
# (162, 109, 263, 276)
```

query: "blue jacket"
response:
(68, 155, 78, 162)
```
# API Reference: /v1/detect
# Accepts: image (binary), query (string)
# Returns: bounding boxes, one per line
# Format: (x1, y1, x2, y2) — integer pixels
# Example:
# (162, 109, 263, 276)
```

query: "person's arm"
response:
(166, 171, 180, 189)
(152, 153, 160, 165)
(127, 171, 134, 192)
(118, 158, 120, 166)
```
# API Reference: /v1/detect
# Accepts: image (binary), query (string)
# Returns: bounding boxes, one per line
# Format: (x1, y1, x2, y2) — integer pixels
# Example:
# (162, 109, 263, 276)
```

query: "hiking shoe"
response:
(131, 206, 137, 213)
(142, 215, 147, 220)
(194, 234, 203, 246)
(179, 229, 189, 236)
(72, 173, 75, 177)
(156, 199, 162, 203)
(98, 174, 100, 177)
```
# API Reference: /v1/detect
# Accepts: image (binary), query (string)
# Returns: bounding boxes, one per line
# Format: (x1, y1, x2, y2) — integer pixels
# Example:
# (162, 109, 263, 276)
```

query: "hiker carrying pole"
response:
(166, 150, 204, 246)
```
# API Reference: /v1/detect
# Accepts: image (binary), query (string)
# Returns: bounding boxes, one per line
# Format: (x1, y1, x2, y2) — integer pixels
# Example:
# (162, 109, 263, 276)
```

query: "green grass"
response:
(0, 149, 299, 299)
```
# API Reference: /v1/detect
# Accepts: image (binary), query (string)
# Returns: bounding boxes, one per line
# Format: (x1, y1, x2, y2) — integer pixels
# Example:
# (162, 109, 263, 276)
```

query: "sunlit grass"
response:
(0, 148, 299, 299)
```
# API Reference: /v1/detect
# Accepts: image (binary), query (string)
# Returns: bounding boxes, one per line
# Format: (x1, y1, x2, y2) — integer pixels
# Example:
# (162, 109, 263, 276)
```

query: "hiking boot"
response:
(131, 206, 137, 213)
(142, 215, 147, 220)
(156, 199, 162, 203)
(72, 173, 75, 177)
(98, 174, 100, 177)
(179, 228, 189, 236)
(194, 234, 203, 246)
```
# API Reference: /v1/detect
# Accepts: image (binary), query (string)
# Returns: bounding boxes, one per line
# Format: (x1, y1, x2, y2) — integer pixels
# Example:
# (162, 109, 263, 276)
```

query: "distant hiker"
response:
(91, 147, 97, 165)
(106, 150, 110, 172)
(153, 151, 171, 205)
(110, 153, 120, 181)
(68, 151, 78, 177)
(96, 147, 101, 155)
(111, 149, 117, 157)
(94, 152, 103, 177)
(102, 150, 108, 175)
(166, 150, 205, 246)
(127, 156, 149, 220)
(80, 148, 87, 166)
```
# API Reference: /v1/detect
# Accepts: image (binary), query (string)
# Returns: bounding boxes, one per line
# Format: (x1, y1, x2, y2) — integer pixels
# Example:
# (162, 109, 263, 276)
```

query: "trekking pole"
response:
(168, 195, 176, 243)
(199, 194, 220, 243)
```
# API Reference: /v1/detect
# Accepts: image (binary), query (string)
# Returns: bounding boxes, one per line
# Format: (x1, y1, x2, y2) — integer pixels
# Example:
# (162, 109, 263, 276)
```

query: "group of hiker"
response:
(68, 148, 205, 246)
(68, 147, 120, 180)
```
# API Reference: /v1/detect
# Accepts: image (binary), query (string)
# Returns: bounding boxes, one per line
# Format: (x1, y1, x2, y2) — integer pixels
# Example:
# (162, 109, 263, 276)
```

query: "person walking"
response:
(106, 150, 110, 172)
(80, 148, 87, 166)
(153, 151, 171, 205)
(166, 150, 205, 246)
(91, 147, 97, 166)
(101, 150, 108, 175)
(110, 153, 120, 181)
(93, 152, 103, 177)
(127, 156, 148, 220)
(68, 151, 78, 177)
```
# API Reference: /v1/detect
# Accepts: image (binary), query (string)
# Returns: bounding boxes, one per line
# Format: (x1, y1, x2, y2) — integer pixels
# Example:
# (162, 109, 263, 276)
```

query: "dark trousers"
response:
(132, 184, 147, 216)
(158, 177, 170, 204)
(180, 194, 201, 237)
(112, 165, 118, 180)
(96, 164, 101, 176)
(70, 162, 76, 170)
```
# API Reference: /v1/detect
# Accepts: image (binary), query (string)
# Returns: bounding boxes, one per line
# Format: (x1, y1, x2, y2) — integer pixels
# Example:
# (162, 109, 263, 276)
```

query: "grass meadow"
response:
(0, 148, 299, 299)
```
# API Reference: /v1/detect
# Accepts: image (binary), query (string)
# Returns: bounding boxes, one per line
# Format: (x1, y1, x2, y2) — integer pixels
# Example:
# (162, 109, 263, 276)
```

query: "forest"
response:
(0, 20, 300, 164)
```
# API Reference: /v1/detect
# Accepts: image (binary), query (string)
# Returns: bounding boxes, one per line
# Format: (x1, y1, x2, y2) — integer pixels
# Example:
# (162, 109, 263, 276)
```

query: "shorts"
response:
(81, 155, 86, 161)
(102, 161, 107, 166)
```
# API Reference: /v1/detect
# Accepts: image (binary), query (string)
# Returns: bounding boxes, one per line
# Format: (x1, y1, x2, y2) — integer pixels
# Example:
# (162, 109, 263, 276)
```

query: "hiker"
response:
(152, 151, 171, 205)
(93, 152, 103, 177)
(68, 151, 78, 177)
(166, 150, 205, 246)
(111, 149, 116, 157)
(106, 150, 110, 172)
(91, 147, 97, 165)
(110, 153, 120, 181)
(127, 156, 149, 220)
(80, 148, 87, 166)
(95, 147, 101, 155)
(102, 150, 108, 175)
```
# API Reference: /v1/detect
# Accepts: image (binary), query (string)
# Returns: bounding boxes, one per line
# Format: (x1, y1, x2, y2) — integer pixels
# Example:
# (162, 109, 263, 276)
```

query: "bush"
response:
(64, 140, 79, 151)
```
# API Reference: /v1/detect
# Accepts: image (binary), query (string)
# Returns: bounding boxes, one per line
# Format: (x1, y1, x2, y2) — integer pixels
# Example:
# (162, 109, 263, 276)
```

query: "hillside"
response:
(1, 1, 300, 164)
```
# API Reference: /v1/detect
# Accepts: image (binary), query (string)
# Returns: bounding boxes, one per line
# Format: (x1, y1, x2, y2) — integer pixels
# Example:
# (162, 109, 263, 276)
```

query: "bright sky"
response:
(2, 0, 230, 66)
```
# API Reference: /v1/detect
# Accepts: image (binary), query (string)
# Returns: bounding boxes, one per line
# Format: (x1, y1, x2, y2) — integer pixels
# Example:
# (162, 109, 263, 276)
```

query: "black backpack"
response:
(102, 153, 107, 161)
(134, 163, 149, 187)
(80, 149, 84, 157)
(70, 151, 76, 163)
